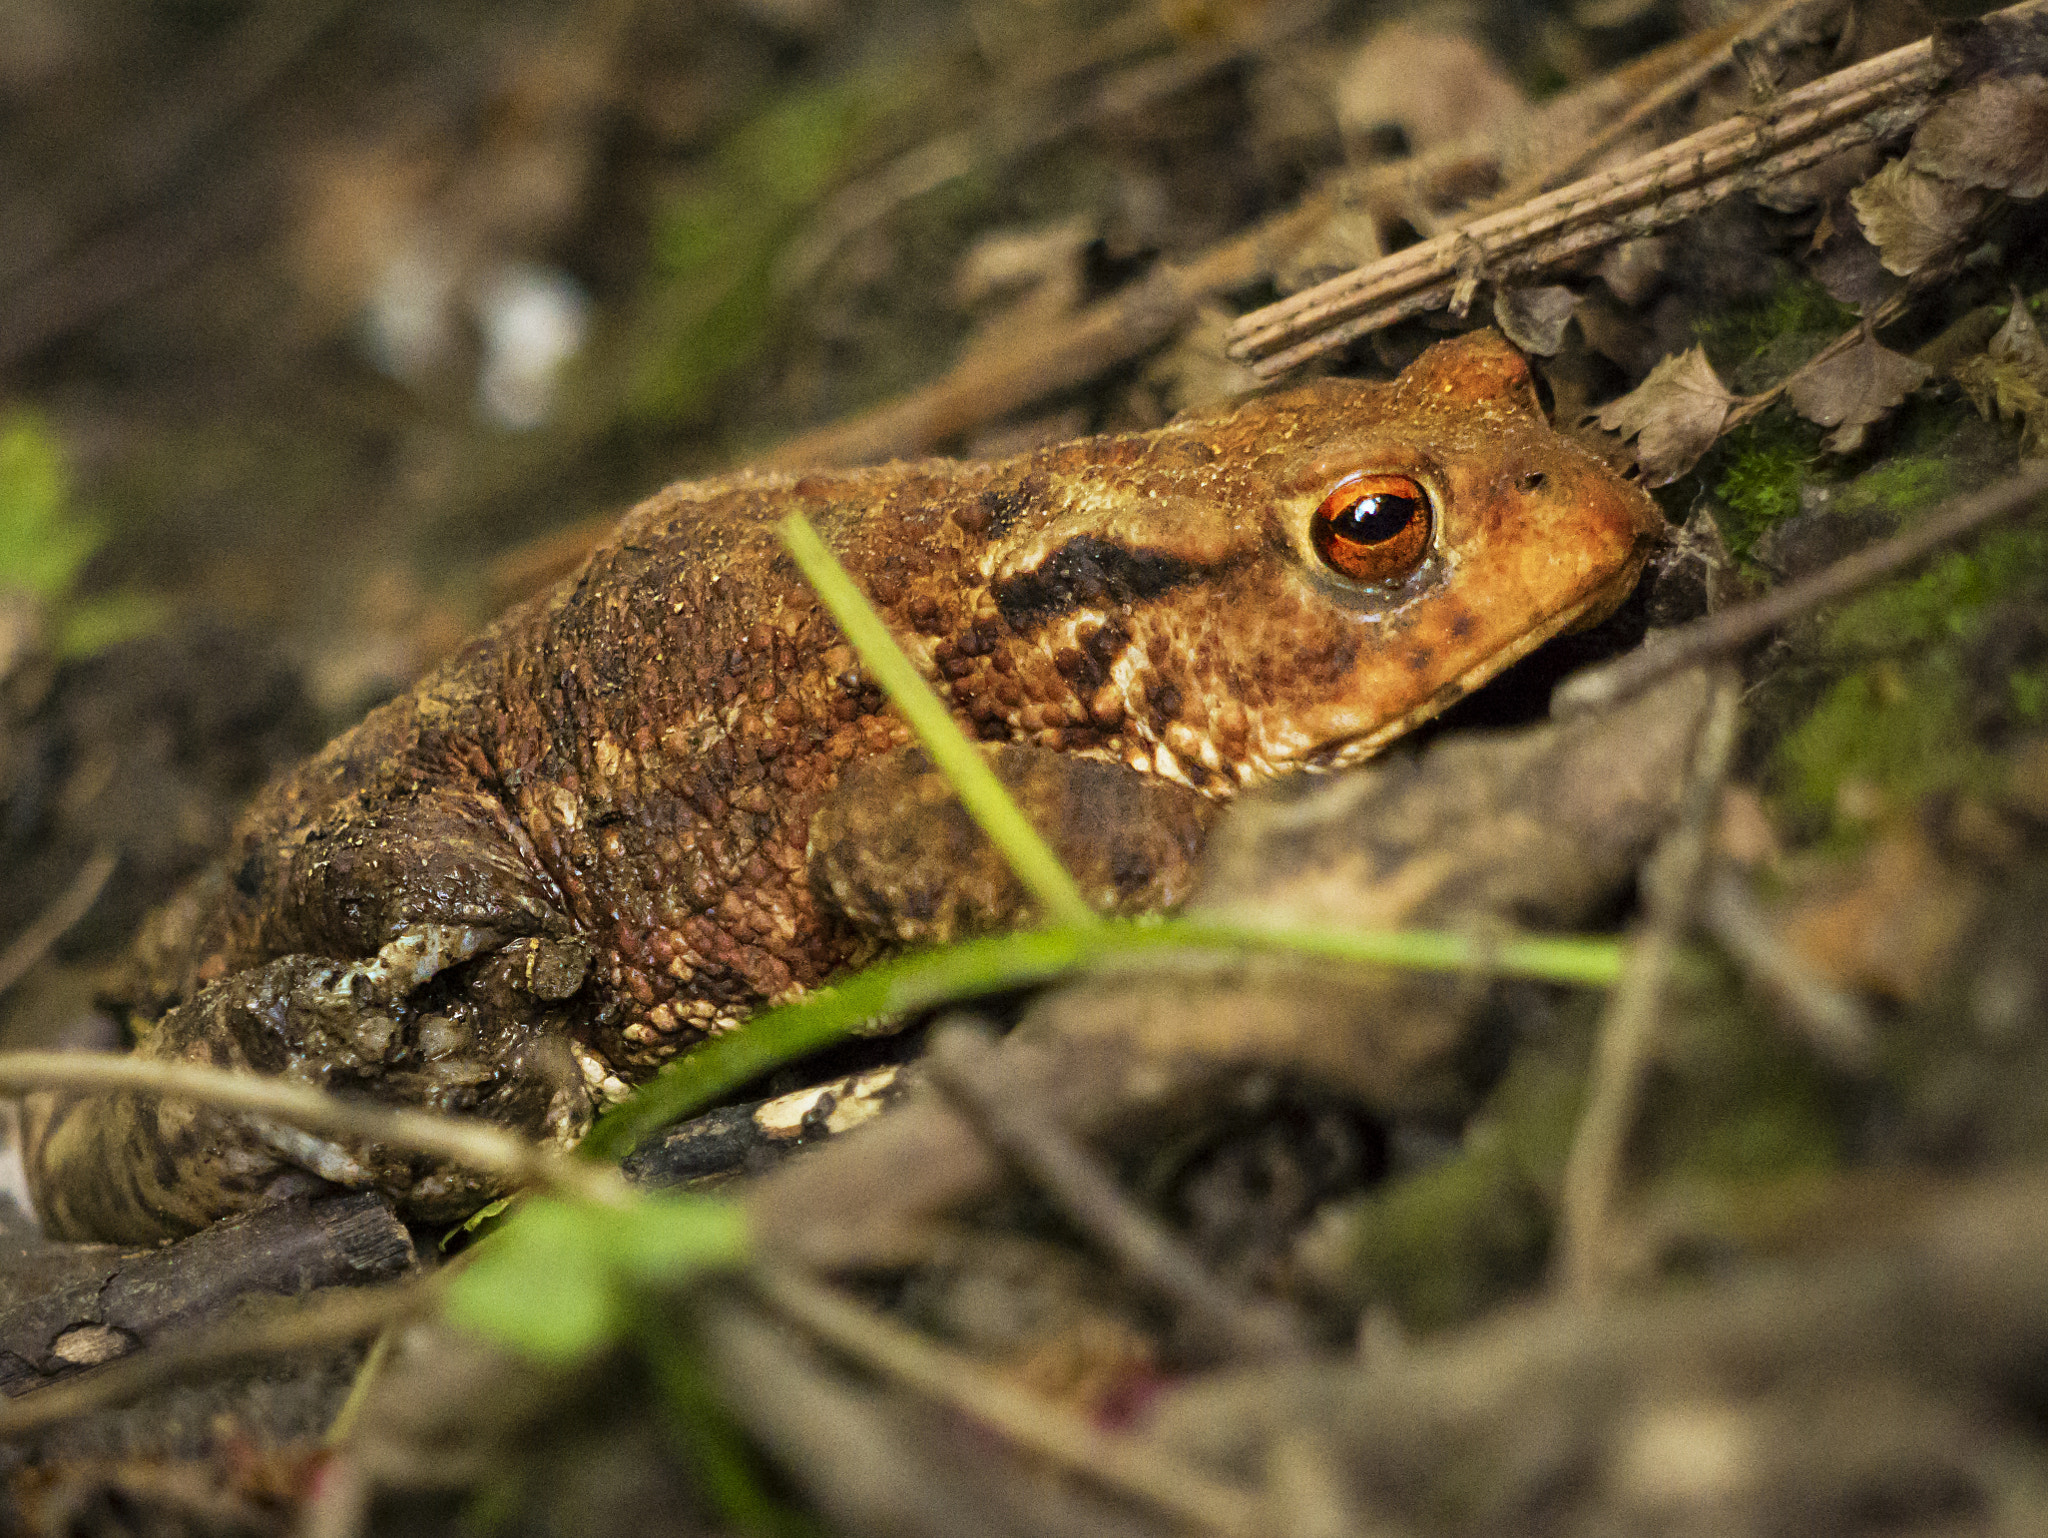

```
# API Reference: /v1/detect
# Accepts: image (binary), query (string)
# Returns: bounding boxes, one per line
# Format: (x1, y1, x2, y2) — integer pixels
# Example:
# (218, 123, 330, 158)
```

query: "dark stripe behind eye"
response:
(991, 535, 1206, 633)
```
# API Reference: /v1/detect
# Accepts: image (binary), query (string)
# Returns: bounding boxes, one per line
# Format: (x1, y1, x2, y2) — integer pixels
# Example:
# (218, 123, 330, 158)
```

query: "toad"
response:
(24, 329, 1662, 1242)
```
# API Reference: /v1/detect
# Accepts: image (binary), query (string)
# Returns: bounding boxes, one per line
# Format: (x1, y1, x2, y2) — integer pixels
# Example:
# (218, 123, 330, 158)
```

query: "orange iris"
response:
(1309, 473, 1433, 585)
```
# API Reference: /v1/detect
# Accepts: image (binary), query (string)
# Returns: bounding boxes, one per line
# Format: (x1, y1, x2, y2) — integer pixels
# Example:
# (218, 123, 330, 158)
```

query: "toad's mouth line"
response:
(1307, 583, 1626, 773)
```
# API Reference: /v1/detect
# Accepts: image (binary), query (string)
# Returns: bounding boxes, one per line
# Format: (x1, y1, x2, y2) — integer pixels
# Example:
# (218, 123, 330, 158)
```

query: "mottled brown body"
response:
(26, 331, 1663, 1241)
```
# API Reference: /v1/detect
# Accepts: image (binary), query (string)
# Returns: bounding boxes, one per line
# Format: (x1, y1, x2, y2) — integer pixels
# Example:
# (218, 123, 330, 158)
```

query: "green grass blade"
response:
(584, 917, 1627, 1159)
(777, 512, 1097, 929)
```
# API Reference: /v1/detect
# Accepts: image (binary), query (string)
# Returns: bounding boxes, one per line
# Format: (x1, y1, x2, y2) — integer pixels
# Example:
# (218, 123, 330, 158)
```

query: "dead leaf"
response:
(1596, 237, 1667, 307)
(1808, 215, 1903, 312)
(1331, 23, 1526, 161)
(1932, 9, 2048, 87)
(1953, 294, 2048, 456)
(1775, 823, 1978, 1005)
(1786, 329, 1929, 452)
(1274, 203, 1383, 297)
(1491, 285, 1575, 357)
(1594, 346, 1734, 485)
(1754, 143, 1882, 214)
(1908, 75, 2048, 200)
(1848, 157, 1988, 276)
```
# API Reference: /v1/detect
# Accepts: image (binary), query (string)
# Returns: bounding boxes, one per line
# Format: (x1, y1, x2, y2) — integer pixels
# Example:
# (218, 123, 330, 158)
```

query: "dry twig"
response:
(751, 1259, 1262, 1538)
(0, 1051, 629, 1208)
(924, 1021, 1310, 1364)
(1225, 3, 2048, 374)
(0, 849, 117, 999)
(0, 1192, 414, 1395)
(1701, 869, 1878, 1074)
(1555, 670, 1742, 1298)
(1481, 0, 1848, 212)
(0, 1280, 425, 1437)
(764, 196, 1333, 472)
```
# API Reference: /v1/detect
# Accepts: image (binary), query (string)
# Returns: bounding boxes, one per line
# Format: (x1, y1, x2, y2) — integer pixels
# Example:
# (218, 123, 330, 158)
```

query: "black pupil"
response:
(1334, 492, 1418, 544)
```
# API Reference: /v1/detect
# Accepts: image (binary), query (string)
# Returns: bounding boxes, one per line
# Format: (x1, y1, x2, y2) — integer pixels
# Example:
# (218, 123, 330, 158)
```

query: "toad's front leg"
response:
(807, 742, 1219, 944)
(25, 923, 597, 1243)
(25, 766, 601, 1244)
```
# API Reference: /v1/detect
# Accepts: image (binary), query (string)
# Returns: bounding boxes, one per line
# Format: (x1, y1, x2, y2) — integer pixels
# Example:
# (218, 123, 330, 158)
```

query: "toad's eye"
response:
(1309, 473, 1434, 585)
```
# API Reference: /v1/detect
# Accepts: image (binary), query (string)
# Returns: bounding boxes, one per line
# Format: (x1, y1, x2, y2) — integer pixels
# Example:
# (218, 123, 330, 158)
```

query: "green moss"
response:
(1694, 270, 1857, 375)
(2012, 664, 2048, 724)
(1311, 1024, 1589, 1332)
(630, 76, 904, 424)
(0, 411, 161, 655)
(1634, 974, 1844, 1245)
(1705, 410, 1823, 559)
(1837, 524, 2048, 650)
(1774, 519, 2048, 818)
(1833, 452, 1952, 520)
(1779, 661, 1975, 813)
(1684, 271, 1872, 559)
(1339, 1132, 1550, 1332)
(1687, 1094, 1839, 1183)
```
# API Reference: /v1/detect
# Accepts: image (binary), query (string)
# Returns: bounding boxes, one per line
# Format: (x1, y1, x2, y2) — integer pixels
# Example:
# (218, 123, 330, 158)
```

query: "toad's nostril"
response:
(1521, 471, 1548, 490)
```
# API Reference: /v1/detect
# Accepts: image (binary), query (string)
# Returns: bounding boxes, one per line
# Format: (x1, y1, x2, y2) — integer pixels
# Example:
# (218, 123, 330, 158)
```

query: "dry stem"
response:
(1555, 670, 1742, 1299)
(1702, 868, 1877, 1074)
(1483, 0, 1850, 212)
(924, 1021, 1309, 1364)
(0, 849, 116, 999)
(1225, 2, 2048, 373)
(0, 1280, 426, 1437)
(751, 1259, 1262, 1538)
(0, 1050, 629, 1207)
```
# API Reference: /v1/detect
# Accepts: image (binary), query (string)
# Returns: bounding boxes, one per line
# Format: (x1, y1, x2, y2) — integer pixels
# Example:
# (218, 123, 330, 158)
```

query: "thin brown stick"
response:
(923, 1022, 1309, 1364)
(0, 849, 116, 999)
(1555, 670, 1742, 1299)
(1702, 868, 1877, 1074)
(1555, 462, 2048, 716)
(0, 1280, 425, 1437)
(323, 1321, 401, 1449)
(750, 1259, 1262, 1538)
(1252, 113, 1905, 370)
(764, 193, 1335, 472)
(0, 1051, 629, 1207)
(1225, 0, 2048, 372)
(777, 0, 1339, 296)
(1486, 0, 1848, 211)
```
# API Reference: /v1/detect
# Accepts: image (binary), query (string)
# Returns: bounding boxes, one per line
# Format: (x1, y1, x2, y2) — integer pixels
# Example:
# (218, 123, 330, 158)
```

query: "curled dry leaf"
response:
(1786, 329, 1929, 454)
(1953, 295, 2048, 456)
(1491, 285, 1576, 357)
(1593, 346, 1733, 485)
(1908, 74, 2048, 201)
(1849, 157, 1988, 277)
